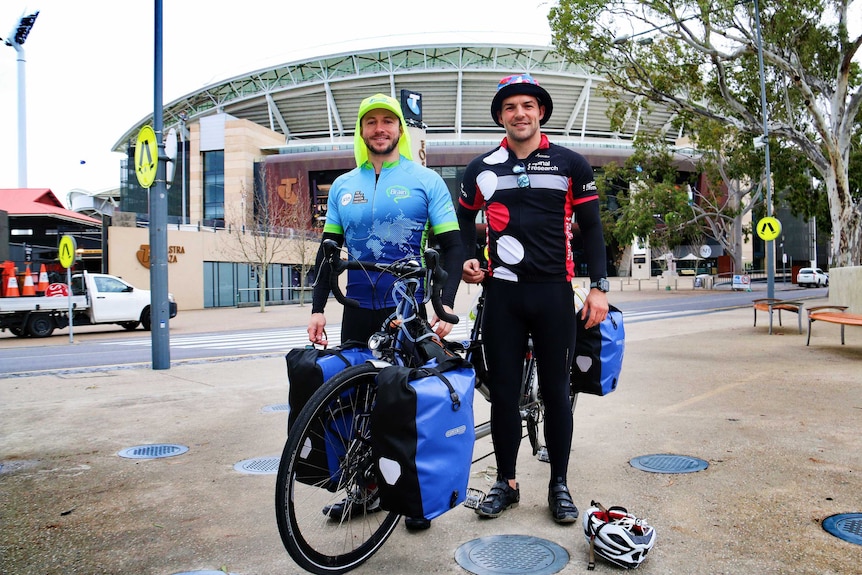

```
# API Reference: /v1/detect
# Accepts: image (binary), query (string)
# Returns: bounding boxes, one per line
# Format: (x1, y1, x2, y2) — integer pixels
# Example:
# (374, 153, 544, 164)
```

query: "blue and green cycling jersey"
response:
(324, 156, 459, 309)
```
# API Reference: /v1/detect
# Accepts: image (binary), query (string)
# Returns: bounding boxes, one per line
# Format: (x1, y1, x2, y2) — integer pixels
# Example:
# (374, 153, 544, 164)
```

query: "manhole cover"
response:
(234, 456, 280, 474)
(823, 513, 862, 546)
(172, 572, 239, 575)
(261, 403, 290, 412)
(455, 535, 568, 575)
(630, 454, 708, 474)
(117, 444, 188, 459)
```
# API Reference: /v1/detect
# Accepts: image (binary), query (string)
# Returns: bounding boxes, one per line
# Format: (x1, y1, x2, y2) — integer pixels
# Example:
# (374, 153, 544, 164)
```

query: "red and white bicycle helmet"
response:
(583, 501, 656, 570)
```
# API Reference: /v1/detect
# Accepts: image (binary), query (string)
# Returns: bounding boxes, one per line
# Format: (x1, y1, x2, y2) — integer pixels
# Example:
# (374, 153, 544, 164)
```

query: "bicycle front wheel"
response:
(275, 363, 400, 575)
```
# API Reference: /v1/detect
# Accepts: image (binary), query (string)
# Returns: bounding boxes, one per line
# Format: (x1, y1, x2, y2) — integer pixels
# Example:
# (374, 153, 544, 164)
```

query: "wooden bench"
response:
(806, 305, 862, 345)
(752, 298, 804, 335)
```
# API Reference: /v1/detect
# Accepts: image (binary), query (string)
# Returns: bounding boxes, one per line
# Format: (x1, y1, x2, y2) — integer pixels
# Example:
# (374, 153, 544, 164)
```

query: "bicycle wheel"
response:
(522, 353, 543, 456)
(275, 363, 400, 575)
(524, 354, 577, 458)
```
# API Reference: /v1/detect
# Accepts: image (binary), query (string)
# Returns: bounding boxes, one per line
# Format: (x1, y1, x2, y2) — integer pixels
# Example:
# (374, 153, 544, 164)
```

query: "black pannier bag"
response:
(285, 341, 375, 489)
(571, 304, 625, 396)
(371, 357, 476, 520)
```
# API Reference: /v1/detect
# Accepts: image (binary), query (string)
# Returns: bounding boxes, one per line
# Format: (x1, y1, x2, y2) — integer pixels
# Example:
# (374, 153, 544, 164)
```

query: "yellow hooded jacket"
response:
(353, 93, 413, 167)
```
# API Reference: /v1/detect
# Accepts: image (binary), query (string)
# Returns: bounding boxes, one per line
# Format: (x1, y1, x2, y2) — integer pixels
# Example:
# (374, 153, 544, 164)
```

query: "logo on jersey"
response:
(386, 185, 411, 202)
(585, 180, 598, 193)
(340, 192, 353, 206)
(526, 159, 559, 172)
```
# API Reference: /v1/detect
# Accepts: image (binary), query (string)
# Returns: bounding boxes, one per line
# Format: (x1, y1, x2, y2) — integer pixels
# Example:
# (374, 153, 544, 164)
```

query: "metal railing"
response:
(236, 286, 313, 306)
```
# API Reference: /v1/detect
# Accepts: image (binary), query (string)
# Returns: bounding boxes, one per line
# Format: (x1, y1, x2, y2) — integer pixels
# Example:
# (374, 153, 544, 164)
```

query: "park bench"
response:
(752, 298, 804, 335)
(806, 305, 862, 346)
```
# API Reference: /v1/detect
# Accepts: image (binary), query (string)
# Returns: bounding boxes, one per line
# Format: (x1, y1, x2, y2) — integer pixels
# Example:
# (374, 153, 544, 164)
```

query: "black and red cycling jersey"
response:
(458, 134, 606, 282)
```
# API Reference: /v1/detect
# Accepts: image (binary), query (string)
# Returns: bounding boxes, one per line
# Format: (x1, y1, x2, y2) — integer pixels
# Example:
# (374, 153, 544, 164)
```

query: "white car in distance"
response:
(796, 267, 829, 288)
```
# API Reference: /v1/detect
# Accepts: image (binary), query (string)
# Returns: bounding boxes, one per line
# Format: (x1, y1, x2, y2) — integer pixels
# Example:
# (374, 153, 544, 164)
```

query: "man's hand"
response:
(308, 312, 328, 346)
(462, 259, 485, 284)
(430, 304, 456, 339)
(580, 289, 609, 329)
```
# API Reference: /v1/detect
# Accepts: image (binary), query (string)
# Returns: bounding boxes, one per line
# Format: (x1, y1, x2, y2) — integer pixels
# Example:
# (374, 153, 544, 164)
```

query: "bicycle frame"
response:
(322, 240, 564, 459)
(320, 240, 460, 370)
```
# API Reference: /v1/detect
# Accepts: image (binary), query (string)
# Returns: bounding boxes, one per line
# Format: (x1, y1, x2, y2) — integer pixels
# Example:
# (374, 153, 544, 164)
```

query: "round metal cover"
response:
(172, 572, 238, 575)
(455, 534, 568, 575)
(117, 444, 188, 459)
(822, 513, 862, 546)
(630, 454, 708, 474)
(261, 403, 290, 412)
(234, 456, 280, 474)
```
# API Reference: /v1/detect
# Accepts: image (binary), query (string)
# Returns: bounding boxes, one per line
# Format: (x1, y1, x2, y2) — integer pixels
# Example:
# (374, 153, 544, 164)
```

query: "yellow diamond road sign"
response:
(756, 217, 782, 241)
(135, 125, 158, 189)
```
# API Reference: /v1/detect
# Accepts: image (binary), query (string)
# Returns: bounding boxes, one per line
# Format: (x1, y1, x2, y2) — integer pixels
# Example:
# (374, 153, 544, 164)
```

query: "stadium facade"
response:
(108, 43, 711, 310)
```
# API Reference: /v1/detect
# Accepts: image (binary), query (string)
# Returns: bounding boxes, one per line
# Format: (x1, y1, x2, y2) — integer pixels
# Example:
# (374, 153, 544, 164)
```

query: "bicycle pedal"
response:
(536, 447, 550, 463)
(463, 488, 486, 509)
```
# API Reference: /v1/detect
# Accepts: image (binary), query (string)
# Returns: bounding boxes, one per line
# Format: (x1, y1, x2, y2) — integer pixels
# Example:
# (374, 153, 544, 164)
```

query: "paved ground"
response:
(1, 281, 860, 575)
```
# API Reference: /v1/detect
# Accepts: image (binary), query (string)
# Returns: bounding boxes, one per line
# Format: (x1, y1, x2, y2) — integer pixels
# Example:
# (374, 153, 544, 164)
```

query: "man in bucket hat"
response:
(458, 73, 609, 524)
(308, 93, 463, 531)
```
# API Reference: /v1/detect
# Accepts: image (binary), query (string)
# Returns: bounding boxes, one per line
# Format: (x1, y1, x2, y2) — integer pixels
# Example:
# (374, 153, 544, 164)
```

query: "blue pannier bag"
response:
(571, 304, 625, 396)
(285, 341, 375, 489)
(372, 356, 476, 520)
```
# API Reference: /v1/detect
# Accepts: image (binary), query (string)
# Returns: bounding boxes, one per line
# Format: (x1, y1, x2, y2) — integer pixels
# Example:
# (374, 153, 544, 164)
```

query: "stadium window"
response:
(203, 150, 225, 221)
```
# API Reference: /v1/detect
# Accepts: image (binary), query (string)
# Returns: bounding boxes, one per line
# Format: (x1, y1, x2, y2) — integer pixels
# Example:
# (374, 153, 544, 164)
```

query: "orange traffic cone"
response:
(5, 273, 20, 297)
(37, 264, 49, 294)
(22, 265, 36, 296)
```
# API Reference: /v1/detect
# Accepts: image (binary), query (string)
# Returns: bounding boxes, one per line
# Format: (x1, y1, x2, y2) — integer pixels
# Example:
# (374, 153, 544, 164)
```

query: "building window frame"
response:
(203, 150, 225, 223)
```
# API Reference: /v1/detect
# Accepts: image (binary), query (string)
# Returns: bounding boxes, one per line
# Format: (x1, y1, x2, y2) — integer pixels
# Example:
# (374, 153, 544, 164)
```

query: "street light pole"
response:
(753, 0, 775, 299)
(3, 10, 39, 188)
(149, 0, 170, 369)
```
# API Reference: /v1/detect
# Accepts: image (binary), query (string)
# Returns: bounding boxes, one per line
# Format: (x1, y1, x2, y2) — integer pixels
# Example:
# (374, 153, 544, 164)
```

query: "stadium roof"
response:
(113, 43, 683, 154)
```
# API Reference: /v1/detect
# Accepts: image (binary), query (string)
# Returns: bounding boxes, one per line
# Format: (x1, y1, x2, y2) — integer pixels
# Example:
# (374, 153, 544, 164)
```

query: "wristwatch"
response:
(590, 278, 610, 293)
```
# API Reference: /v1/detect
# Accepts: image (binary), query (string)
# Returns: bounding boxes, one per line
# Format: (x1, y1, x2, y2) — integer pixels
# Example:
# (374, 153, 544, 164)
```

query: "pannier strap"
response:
(420, 368, 460, 411)
(325, 339, 369, 367)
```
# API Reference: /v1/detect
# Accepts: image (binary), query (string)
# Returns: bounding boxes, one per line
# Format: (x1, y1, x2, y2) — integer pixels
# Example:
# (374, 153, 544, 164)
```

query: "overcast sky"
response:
(0, 0, 553, 202)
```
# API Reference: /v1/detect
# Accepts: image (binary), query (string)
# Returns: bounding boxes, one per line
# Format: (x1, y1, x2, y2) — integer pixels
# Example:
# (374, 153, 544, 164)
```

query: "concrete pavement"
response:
(1, 281, 860, 575)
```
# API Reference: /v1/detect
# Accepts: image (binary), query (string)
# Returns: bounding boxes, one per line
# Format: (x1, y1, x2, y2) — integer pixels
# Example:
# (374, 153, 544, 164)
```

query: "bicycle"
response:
(275, 239, 576, 574)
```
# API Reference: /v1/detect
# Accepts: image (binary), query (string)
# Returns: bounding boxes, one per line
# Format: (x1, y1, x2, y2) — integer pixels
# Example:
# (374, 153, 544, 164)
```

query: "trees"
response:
(685, 117, 764, 273)
(596, 138, 704, 271)
(222, 170, 317, 312)
(549, 0, 862, 267)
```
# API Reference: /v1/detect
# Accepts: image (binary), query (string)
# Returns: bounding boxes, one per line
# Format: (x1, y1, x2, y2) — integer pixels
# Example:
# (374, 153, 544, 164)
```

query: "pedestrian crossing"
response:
(100, 314, 479, 353)
(99, 309, 687, 353)
(103, 327, 338, 351)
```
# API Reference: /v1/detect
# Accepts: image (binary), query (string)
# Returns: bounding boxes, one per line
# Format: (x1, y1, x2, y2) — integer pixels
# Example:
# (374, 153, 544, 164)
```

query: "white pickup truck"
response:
(0, 271, 177, 338)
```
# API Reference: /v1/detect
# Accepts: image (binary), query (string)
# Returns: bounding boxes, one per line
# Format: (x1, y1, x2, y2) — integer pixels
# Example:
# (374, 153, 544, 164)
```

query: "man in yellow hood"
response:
(308, 93, 464, 531)
(352, 93, 414, 167)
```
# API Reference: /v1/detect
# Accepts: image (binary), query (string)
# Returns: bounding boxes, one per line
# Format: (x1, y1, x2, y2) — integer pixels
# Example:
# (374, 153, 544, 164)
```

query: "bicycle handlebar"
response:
(322, 239, 459, 325)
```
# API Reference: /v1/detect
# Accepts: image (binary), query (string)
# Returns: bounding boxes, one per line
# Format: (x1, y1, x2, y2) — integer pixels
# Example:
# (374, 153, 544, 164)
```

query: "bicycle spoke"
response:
(276, 365, 399, 575)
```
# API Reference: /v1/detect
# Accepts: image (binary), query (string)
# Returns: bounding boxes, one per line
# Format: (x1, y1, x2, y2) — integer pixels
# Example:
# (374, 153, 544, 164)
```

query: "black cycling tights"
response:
(341, 305, 394, 345)
(481, 279, 576, 483)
